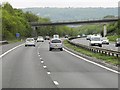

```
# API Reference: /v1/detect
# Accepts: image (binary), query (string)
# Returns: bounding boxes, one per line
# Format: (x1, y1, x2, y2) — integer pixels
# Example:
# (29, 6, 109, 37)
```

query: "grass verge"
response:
(8, 39, 23, 44)
(107, 35, 118, 42)
(64, 40, 120, 66)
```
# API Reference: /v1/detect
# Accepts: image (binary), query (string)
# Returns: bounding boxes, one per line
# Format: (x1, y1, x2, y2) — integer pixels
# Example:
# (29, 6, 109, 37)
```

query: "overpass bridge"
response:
(30, 18, 118, 37)
(29, 18, 118, 26)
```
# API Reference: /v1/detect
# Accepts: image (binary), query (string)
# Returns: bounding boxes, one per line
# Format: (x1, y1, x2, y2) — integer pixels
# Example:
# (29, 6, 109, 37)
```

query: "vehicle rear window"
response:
(51, 40, 61, 43)
(91, 38, 101, 41)
(26, 39, 34, 41)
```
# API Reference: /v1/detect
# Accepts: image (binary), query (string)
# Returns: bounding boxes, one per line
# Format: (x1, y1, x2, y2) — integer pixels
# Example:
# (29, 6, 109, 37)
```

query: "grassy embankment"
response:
(7, 39, 23, 44)
(107, 35, 118, 42)
(64, 40, 120, 66)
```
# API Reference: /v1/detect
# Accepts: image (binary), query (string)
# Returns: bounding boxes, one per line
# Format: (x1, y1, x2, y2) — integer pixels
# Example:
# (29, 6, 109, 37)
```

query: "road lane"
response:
(38, 41, 118, 88)
(2, 40, 118, 88)
(1, 42, 24, 54)
(71, 38, 118, 51)
(2, 42, 57, 88)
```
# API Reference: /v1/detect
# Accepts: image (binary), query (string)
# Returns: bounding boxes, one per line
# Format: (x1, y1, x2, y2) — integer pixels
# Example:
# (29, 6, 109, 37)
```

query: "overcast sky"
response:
(1, 0, 120, 8)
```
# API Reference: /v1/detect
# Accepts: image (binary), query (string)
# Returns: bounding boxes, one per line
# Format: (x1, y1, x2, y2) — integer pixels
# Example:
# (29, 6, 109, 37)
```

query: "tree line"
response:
(2, 3, 79, 40)
(74, 15, 119, 37)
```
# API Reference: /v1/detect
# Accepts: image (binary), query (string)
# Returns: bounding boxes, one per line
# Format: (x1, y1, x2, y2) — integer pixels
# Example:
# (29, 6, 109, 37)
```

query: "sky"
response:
(1, 0, 120, 8)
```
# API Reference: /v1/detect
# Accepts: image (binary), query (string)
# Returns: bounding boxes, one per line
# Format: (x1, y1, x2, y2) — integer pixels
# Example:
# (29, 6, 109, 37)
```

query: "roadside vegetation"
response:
(64, 40, 120, 66)
(74, 15, 119, 42)
(1, 3, 119, 43)
(2, 3, 79, 42)
(107, 35, 118, 42)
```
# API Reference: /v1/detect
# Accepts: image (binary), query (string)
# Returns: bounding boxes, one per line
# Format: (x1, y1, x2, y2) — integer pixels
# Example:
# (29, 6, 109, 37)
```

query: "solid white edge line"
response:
(0, 43, 24, 58)
(53, 81, 59, 85)
(64, 48, 120, 74)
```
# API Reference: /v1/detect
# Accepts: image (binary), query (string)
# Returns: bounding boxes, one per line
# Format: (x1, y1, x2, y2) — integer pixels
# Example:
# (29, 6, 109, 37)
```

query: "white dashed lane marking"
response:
(43, 65, 47, 68)
(47, 72, 51, 75)
(53, 81, 59, 86)
(40, 58, 42, 60)
(41, 61, 44, 64)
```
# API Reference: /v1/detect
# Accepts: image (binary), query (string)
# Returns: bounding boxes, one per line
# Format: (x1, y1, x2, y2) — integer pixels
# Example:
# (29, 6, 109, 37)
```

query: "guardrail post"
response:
(116, 54, 119, 57)
(112, 53, 114, 56)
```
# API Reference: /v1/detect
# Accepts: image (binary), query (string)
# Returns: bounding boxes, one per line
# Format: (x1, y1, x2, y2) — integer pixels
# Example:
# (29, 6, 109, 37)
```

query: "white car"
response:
(90, 36, 102, 47)
(115, 38, 120, 47)
(86, 35, 93, 40)
(49, 38, 63, 51)
(25, 38, 36, 47)
(37, 36, 44, 42)
(53, 34, 59, 39)
(77, 35, 81, 38)
(102, 37, 109, 44)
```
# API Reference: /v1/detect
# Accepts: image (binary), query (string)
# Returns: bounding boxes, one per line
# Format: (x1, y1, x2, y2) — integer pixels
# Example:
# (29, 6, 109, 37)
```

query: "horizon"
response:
(23, 7, 118, 9)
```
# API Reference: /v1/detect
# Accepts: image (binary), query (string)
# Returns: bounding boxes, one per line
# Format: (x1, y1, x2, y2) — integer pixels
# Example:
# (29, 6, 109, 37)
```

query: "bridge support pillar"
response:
(103, 24, 107, 37)
(31, 26, 36, 30)
(31, 26, 37, 37)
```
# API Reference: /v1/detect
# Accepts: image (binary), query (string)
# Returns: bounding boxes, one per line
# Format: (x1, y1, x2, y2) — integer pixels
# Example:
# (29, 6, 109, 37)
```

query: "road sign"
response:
(16, 33, 20, 38)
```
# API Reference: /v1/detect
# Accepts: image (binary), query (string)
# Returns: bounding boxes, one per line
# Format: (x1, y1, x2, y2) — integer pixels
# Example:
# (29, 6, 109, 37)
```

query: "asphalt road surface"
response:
(71, 38, 118, 52)
(2, 40, 118, 88)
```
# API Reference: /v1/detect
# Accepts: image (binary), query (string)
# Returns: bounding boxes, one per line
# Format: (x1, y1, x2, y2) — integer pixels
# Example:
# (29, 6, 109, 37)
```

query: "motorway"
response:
(71, 38, 118, 52)
(2, 40, 118, 88)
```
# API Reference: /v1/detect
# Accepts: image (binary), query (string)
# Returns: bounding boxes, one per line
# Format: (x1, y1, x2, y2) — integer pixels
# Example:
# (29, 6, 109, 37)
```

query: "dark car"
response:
(115, 38, 120, 47)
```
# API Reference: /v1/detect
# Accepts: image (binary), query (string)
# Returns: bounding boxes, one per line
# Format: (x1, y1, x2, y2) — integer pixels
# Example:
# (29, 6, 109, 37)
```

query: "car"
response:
(49, 38, 63, 51)
(82, 34, 86, 37)
(86, 35, 92, 40)
(115, 38, 120, 47)
(101, 37, 109, 44)
(53, 34, 59, 39)
(37, 36, 44, 42)
(25, 38, 36, 47)
(65, 35, 69, 38)
(77, 35, 81, 38)
(89, 36, 102, 47)
(45, 36, 50, 40)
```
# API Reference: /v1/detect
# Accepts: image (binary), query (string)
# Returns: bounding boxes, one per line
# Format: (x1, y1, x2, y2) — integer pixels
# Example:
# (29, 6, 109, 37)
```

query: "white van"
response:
(89, 36, 102, 47)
